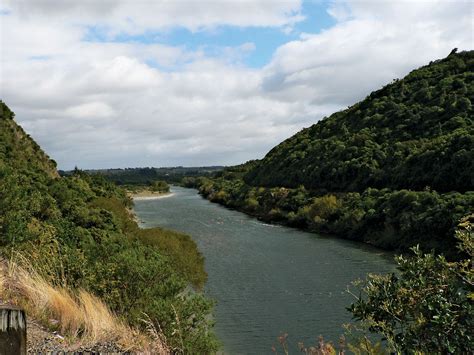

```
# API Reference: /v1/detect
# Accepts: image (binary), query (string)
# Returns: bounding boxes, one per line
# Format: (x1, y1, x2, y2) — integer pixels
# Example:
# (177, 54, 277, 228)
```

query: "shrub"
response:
(348, 216, 474, 353)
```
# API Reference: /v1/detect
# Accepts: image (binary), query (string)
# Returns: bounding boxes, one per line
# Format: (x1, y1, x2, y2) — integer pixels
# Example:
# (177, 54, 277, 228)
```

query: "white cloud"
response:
(0, 0, 472, 169)
(65, 102, 115, 119)
(262, 0, 473, 105)
(3, 0, 304, 33)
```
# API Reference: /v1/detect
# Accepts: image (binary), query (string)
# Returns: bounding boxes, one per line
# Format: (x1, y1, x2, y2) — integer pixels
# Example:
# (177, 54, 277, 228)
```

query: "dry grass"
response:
(0, 256, 169, 354)
(0, 272, 5, 292)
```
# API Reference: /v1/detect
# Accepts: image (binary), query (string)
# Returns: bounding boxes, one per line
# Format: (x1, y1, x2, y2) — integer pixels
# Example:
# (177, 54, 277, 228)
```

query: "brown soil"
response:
(27, 318, 128, 354)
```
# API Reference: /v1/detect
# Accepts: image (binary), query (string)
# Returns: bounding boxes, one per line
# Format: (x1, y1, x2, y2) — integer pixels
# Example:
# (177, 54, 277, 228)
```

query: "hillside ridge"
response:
(245, 50, 473, 192)
(191, 51, 474, 257)
(1, 102, 59, 179)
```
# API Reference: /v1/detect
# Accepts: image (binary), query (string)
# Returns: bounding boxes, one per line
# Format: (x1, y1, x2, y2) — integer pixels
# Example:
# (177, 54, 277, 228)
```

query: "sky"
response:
(0, 0, 472, 170)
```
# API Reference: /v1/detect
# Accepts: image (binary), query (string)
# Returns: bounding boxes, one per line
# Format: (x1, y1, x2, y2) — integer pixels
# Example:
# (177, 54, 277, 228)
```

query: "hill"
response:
(193, 51, 474, 257)
(78, 166, 224, 186)
(0, 101, 218, 352)
(1, 103, 59, 179)
(246, 50, 473, 192)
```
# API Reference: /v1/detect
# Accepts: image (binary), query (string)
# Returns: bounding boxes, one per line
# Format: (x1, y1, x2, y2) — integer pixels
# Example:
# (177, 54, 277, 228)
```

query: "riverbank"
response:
(129, 189, 174, 200)
(190, 175, 472, 258)
(133, 186, 395, 354)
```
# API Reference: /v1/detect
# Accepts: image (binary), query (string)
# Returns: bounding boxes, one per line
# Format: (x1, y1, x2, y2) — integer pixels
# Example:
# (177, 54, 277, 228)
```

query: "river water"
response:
(133, 186, 394, 354)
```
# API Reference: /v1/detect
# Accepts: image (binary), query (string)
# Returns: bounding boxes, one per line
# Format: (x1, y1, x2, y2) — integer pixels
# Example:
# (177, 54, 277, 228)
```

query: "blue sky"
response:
(83, 1, 336, 69)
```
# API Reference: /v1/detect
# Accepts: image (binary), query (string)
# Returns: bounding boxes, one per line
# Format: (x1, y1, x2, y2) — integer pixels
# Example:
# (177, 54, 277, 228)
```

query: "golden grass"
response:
(0, 256, 169, 354)
(0, 272, 5, 292)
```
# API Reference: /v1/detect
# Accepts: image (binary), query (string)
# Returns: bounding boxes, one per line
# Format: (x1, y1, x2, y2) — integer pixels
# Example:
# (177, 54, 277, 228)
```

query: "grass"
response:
(0, 255, 169, 354)
(91, 196, 208, 288)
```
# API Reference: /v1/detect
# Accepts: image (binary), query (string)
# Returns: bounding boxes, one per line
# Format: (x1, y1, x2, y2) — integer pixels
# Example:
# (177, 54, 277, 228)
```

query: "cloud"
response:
(0, 0, 472, 169)
(262, 0, 473, 105)
(4, 0, 304, 33)
(65, 102, 115, 119)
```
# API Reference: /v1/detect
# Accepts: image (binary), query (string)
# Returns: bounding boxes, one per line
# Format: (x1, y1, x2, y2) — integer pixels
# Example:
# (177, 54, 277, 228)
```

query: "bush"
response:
(348, 216, 474, 353)
(150, 180, 170, 193)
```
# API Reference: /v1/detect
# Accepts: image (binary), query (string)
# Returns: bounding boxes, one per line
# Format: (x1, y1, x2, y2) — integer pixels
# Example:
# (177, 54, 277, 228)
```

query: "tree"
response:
(150, 180, 170, 193)
(348, 215, 474, 353)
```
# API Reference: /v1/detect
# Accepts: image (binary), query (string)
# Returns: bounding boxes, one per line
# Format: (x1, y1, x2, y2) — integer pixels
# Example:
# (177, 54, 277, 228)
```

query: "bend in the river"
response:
(133, 186, 395, 354)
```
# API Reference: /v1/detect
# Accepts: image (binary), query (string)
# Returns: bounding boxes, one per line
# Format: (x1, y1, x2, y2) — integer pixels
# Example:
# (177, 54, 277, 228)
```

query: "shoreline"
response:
(128, 190, 174, 200)
(196, 189, 398, 256)
(128, 190, 174, 225)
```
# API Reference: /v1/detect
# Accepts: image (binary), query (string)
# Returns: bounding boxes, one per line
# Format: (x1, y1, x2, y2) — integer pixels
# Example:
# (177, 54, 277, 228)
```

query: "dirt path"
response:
(27, 318, 127, 354)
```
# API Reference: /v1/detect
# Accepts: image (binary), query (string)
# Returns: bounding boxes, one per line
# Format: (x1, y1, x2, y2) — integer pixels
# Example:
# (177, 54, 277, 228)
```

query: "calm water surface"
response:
(134, 186, 394, 354)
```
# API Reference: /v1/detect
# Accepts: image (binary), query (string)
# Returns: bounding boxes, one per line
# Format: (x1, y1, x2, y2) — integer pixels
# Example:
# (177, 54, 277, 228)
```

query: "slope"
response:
(0, 101, 218, 352)
(193, 51, 474, 257)
(245, 50, 473, 193)
(0, 102, 59, 179)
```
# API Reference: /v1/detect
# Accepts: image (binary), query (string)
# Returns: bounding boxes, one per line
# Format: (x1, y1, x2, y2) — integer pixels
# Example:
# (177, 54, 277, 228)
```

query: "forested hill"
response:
(0, 101, 218, 352)
(245, 50, 473, 192)
(193, 51, 473, 257)
(1, 101, 59, 178)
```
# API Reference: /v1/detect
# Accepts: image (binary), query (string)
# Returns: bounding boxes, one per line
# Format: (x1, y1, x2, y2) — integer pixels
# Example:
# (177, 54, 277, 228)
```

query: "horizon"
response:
(1, 0, 472, 170)
(63, 165, 227, 171)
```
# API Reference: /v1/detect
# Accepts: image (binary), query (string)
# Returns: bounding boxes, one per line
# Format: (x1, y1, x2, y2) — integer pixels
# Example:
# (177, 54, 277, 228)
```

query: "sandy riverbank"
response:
(129, 190, 175, 200)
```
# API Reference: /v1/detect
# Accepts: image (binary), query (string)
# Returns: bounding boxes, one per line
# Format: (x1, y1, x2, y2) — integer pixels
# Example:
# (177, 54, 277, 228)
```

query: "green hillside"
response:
(0, 101, 218, 352)
(0, 102, 59, 179)
(192, 51, 474, 257)
(246, 50, 473, 192)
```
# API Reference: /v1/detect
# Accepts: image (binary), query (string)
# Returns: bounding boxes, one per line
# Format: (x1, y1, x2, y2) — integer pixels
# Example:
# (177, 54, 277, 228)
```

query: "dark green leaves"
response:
(348, 220, 474, 353)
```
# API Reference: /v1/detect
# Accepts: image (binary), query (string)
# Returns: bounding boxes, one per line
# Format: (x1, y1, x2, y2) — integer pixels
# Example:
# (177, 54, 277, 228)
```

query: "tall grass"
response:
(0, 256, 169, 354)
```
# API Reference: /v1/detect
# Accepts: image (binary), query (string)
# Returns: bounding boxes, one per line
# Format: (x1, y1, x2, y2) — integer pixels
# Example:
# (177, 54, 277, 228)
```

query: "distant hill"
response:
(78, 166, 224, 185)
(245, 50, 473, 193)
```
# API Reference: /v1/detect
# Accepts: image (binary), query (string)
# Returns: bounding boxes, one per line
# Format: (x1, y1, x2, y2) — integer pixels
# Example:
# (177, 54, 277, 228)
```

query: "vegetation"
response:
(246, 50, 473, 193)
(79, 166, 223, 186)
(268, 217, 473, 354)
(348, 216, 474, 353)
(150, 180, 170, 193)
(2, 50, 473, 353)
(0, 101, 218, 353)
(195, 169, 473, 257)
(0, 256, 168, 352)
(191, 51, 474, 257)
(272, 334, 342, 355)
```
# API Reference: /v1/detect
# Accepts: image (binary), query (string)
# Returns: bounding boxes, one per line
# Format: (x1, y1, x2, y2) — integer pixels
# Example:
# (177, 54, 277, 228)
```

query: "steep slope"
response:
(0, 101, 218, 352)
(245, 50, 473, 192)
(0, 101, 59, 179)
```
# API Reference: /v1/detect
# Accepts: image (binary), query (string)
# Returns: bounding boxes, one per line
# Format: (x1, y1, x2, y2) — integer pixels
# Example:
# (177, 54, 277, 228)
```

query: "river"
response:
(133, 186, 395, 354)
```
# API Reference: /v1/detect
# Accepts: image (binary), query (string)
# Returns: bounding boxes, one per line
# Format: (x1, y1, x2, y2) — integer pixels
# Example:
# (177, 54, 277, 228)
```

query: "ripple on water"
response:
(134, 187, 395, 354)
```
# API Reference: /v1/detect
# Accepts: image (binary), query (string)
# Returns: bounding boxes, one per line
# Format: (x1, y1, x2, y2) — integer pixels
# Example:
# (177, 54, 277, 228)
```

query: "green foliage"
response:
(82, 166, 223, 185)
(149, 180, 170, 193)
(91, 196, 207, 289)
(136, 227, 208, 289)
(193, 52, 474, 256)
(196, 171, 473, 256)
(348, 217, 474, 353)
(346, 337, 386, 355)
(245, 51, 474, 193)
(0, 101, 59, 179)
(306, 195, 340, 224)
(0, 102, 218, 353)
